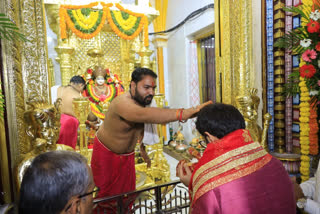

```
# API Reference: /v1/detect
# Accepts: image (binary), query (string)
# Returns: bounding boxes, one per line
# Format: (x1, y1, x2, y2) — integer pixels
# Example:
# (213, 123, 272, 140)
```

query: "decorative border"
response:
(266, 0, 274, 151)
(285, 0, 293, 153)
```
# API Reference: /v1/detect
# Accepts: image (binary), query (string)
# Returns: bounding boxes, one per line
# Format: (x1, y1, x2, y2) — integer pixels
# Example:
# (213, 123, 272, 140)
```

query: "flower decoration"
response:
(307, 20, 320, 33)
(300, 64, 316, 78)
(107, 78, 113, 83)
(99, 94, 107, 102)
(87, 68, 93, 74)
(302, 49, 317, 62)
(275, 1, 320, 182)
(300, 39, 312, 47)
(275, 3, 320, 101)
(106, 68, 110, 76)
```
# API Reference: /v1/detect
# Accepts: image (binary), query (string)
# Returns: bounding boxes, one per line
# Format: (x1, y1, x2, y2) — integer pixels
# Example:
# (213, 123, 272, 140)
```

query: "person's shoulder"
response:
(112, 92, 134, 105)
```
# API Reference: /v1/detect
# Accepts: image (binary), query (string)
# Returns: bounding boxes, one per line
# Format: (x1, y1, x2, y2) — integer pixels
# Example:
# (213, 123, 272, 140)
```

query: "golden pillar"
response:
(215, 0, 253, 104)
(152, 0, 168, 95)
(120, 39, 132, 91)
(273, 2, 285, 153)
(138, 36, 153, 68)
(55, 46, 74, 86)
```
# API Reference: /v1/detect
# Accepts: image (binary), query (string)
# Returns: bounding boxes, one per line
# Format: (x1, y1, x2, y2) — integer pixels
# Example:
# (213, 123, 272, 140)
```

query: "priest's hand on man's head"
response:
(182, 101, 213, 120)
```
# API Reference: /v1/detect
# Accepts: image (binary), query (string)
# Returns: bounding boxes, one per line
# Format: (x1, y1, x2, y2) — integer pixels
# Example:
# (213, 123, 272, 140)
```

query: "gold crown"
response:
(93, 66, 107, 78)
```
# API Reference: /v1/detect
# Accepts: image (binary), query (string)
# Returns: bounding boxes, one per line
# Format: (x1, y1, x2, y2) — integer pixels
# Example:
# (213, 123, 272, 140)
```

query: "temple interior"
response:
(0, 0, 318, 213)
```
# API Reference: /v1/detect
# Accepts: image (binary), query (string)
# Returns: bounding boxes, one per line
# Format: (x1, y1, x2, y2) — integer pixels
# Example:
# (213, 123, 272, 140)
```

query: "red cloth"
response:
(56, 114, 78, 149)
(91, 136, 136, 212)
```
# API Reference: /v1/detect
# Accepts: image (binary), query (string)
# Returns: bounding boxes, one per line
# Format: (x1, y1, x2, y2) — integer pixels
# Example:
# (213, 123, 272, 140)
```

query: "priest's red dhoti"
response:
(91, 136, 136, 212)
(56, 114, 78, 149)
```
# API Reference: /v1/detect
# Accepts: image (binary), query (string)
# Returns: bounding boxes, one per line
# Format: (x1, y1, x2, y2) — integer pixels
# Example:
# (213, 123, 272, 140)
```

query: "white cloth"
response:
(142, 99, 159, 145)
(301, 163, 320, 214)
(51, 85, 60, 104)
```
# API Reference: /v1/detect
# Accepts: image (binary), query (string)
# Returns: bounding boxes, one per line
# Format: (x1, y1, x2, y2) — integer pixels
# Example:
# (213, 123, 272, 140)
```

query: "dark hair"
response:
(70, 75, 86, 85)
(196, 103, 245, 139)
(131, 67, 157, 84)
(19, 151, 91, 214)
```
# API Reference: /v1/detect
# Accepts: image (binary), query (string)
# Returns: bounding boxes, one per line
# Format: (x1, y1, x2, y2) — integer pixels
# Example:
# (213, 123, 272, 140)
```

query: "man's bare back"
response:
(57, 85, 82, 117)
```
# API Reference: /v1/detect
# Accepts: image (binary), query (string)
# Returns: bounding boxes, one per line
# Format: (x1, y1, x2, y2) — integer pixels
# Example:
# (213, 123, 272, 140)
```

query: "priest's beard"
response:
(133, 87, 153, 106)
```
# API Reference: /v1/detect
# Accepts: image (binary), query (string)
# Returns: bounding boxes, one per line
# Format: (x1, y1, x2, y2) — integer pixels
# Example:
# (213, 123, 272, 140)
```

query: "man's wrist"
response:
(297, 197, 307, 209)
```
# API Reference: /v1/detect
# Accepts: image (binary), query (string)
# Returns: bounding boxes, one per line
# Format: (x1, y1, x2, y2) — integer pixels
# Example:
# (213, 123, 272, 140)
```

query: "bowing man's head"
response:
(195, 103, 245, 143)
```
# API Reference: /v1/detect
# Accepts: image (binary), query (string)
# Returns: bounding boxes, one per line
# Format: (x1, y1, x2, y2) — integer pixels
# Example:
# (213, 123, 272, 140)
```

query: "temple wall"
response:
(165, 0, 214, 142)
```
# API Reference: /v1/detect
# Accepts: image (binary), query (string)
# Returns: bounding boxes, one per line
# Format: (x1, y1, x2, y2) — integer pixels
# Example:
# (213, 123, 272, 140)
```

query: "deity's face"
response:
(39, 126, 58, 149)
(131, 75, 156, 106)
(96, 76, 105, 86)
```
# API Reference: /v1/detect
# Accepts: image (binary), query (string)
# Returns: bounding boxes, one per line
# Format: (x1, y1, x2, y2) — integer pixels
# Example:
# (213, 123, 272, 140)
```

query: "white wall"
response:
(164, 0, 214, 142)
(252, 0, 263, 127)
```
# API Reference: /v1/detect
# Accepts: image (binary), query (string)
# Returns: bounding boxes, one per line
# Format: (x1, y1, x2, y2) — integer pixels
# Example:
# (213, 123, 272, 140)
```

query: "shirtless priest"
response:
(56, 75, 86, 149)
(91, 68, 212, 204)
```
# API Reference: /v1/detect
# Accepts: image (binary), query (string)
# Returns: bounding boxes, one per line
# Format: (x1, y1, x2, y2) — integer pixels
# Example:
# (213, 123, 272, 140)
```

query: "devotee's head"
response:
(70, 75, 86, 92)
(19, 151, 95, 214)
(130, 67, 157, 106)
(196, 103, 245, 142)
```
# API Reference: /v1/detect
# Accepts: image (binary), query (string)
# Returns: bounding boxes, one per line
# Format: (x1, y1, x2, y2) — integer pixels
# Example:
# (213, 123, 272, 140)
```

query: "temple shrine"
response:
(0, 0, 319, 213)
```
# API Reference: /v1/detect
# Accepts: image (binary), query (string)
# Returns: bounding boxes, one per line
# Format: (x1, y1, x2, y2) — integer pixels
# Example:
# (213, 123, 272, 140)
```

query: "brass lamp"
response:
(72, 97, 90, 158)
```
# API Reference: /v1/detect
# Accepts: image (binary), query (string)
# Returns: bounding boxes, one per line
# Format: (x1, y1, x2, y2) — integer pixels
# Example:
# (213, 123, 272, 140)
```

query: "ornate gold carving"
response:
(55, 45, 74, 86)
(236, 89, 262, 143)
(21, 0, 49, 103)
(16, 99, 74, 191)
(138, 43, 153, 69)
(215, 0, 253, 105)
(261, 113, 272, 152)
(73, 97, 90, 158)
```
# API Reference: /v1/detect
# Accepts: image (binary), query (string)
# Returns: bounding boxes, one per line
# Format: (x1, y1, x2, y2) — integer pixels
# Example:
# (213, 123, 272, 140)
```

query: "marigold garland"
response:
(106, 3, 149, 46)
(90, 102, 105, 119)
(59, 2, 149, 45)
(299, 77, 310, 182)
(60, 5, 107, 39)
(87, 83, 117, 103)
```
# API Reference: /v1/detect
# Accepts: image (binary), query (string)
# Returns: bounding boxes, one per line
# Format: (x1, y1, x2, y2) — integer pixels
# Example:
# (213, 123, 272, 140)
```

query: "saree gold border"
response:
(192, 149, 269, 200)
(192, 155, 272, 204)
(193, 142, 263, 184)
(215, 0, 253, 105)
